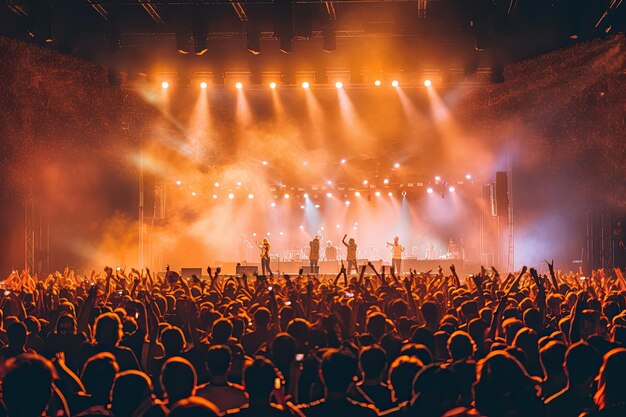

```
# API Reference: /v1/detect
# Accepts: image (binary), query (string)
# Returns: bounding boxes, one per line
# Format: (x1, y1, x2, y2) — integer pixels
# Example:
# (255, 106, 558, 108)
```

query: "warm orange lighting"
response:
(375, 191, 381, 197)
(335, 81, 343, 89)
(355, 191, 361, 197)
(161, 81, 169, 89)
(391, 80, 399, 87)
(424, 79, 432, 87)
(284, 193, 290, 199)
(200, 81, 208, 89)
(374, 80, 382, 86)
(235, 82, 243, 89)
(269, 82, 277, 89)
(302, 81, 310, 89)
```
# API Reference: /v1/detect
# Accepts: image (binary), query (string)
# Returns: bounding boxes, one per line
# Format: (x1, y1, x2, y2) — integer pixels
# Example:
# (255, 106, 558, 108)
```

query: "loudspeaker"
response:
(495, 171, 509, 218)
(236, 265, 258, 275)
(301, 265, 319, 274)
(181, 268, 202, 278)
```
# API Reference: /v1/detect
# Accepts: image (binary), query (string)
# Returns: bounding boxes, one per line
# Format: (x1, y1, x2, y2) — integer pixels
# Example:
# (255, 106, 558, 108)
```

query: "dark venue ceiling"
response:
(1, 1, 623, 85)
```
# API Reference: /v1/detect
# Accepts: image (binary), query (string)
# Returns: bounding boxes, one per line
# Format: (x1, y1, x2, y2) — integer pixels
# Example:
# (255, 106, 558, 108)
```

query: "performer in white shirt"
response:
(386, 236, 405, 273)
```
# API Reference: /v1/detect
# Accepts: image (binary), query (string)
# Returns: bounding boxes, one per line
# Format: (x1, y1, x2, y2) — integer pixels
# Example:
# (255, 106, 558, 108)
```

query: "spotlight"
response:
(336, 224, 341, 228)
(301, 81, 310, 89)
(374, 80, 382, 86)
(302, 160, 308, 166)
(200, 81, 208, 89)
(161, 81, 169, 89)
(335, 81, 343, 89)
(449, 186, 456, 193)
(326, 180, 333, 185)
(394, 162, 400, 169)
(262, 161, 268, 165)
(269, 82, 277, 89)
(284, 193, 290, 199)
(253, 232, 257, 237)
(465, 174, 472, 180)
(191, 191, 197, 196)
(315, 204, 320, 208)
(355, 191, 361, 197)
(340, 159, 347, 164)
(326, 192, 332, 198)
(279, 231, 284, 236)
(271, 202, 276, 207)
(401, 191, 407, 197)
(299, 225, 304, 230)
(435, 176, 441, 182)
(388, 192, 393, 197)
(214, 182, 220, 187)
(424, 79, 432, 87)
(303, 193, 309, 198)
(362, 180, 368, 185)
(236, 181, 242, 187)
(427, 187, 434, 194)
(300, 205, 305, 209)
(228, 193, 235, 199)
(235, 82, 243, 89)
(267, 232, 271, 236)
(212, 194, 218, 199)
(248, 193, 254, 199)
(391, 80, 399, 87)
(353, 226, 357, 230)
(383, 179, 390, 185)
(375, 191, 381, 197)
(345, 200, 351, 206)
(175, 180, 182, 185)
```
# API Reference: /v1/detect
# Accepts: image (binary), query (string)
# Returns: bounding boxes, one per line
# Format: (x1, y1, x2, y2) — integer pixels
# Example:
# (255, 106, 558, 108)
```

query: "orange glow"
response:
(235, 82, 243, 89)
(161, 81, 169, 89)
(391, 80, 399, 87)
(200, 81, 208, 89)
(301, 81, 310, 89)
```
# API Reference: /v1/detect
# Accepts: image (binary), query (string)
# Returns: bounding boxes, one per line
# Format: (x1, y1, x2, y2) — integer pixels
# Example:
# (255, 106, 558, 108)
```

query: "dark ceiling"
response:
(1, 1, 623, 84)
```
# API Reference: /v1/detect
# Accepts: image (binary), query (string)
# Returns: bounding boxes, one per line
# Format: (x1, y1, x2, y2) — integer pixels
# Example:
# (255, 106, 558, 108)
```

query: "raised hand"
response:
(545, 259, 555, 273)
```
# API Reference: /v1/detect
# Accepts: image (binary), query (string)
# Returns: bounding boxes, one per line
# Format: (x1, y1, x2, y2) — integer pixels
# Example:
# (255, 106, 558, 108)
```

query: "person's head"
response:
(447, 331, 475, 361)
(366, 312, 387, 341)
(2, 354, 56, 417)
(243, 357, 280, 401)
(349, 238, 355, 245)
(271, 332, 297, 371)
(421, 302, 439, 326)
(161, 326, 186, 355)
(55, 314, 77, 336)
(412, 365, 459, 416)
(110, 370, 153, 417)
(388, 355, 423, 403)
(394, 236, 399, 243)
(94, 312, 123, 347)
(253, 307, 271, 330)
(262, 238, 269, 245)
(359, 345, 387, 380)
(594, 348, 626, 409)
(81, 352, 119, 403)
(161, 357, 197, 403)
(287, 318, 310, 347)
(327, 241, 333, 247)
(211, 318, 233, 344)
(539, 340, 566, 377)
(206, 345, 232, 378)
(320, 348, 358, 393)
(7, 322, 27, 349)
(168, 397, 220, 417)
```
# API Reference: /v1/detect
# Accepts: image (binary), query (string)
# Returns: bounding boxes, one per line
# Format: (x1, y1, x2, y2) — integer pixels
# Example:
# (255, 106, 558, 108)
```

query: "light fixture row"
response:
(161, 79, 433, 90)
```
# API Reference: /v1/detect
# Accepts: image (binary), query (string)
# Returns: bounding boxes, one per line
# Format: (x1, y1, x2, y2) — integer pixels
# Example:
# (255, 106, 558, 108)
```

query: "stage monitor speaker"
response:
(301, 265, 319, 274)
(236, 265, 258, 275)
(181, 268, 202, 278)
(495, 171, 509, 218)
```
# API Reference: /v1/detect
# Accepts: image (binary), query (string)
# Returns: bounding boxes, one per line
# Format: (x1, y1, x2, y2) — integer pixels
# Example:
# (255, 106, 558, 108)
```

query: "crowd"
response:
(1, 260, 626, 417)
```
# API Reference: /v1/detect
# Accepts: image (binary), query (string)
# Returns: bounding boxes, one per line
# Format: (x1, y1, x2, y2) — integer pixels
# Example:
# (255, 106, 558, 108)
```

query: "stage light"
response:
(465, 174, 472, 180)
(279, 232, 284, 236)
(353, 226, 357, 230)
(253, 232, 257, 237)
(388, 192, 393, 197)
(326, 180, 333, 185)
(391, 80, 399, 87)
(427, 187, 434, 194)
(401, 191, 407, 197)
(161, 81, 169, 89)
(300, 205, 305, 209)
(435, 176, 441, 182)
(235, 82, 243, 89)
(262, 161, 268, 166)
(320, 226, 324, 230)
(340, 159, 347, 164)
(284, 193, 290, 199)
(449, 186, 456, 193)
(374, 80, 382, 86)
(424, 79, 432, 87)
(191, 191, 197, 196)
(214, 182, 220, 187)
(375, 191, 381, 197)
(175, 180, 182, 185)
(269, 82, 277, 89)
(236, 181, 242, 187)
(303, 160, 308, 166)
(335, 81, 343, 89)
(200, 81, 208, 89)
(248, 193, 254, 199)
(267, 232, 271, 236)
(362, 180, 368, 185)
(394, 162, 400, 169)
(326, 192, 332, 198)
(315, 204, 320, 208)
(303, 193, 309, 199)
(212, 194, 218, 199)
(336, 224, 341, 228)
(299, 225, 304, 230)
(301, 81, 310, 89)
(228, 193, 235, 199)
(271, 202, 276, 207)
(355, 191, 361, 197)
(345, 200, 351, 206)
(383, 179, 389, 185)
